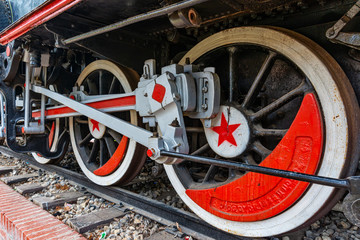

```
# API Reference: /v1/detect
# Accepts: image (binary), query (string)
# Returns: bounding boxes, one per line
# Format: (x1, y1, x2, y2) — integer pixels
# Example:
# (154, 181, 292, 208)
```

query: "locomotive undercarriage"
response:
(1, 0, 360, 237)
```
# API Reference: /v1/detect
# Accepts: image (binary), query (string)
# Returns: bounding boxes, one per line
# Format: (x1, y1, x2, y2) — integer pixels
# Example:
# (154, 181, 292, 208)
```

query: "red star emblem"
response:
(211, 113, 241, 146)
(90, 119, 100, 132)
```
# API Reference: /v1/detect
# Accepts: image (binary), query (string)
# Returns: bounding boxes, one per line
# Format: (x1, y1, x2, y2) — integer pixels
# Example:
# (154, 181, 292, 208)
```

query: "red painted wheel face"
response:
(93, 136, 129, 176)
(186, 93, 323, 221)
(48, 122, 55, 148)
(36, 121, 56, 157)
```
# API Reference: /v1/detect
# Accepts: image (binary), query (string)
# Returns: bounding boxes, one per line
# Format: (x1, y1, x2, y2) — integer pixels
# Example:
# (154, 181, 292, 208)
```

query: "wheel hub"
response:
(204, 105, 250, 158)
(88, 118, 106, 139)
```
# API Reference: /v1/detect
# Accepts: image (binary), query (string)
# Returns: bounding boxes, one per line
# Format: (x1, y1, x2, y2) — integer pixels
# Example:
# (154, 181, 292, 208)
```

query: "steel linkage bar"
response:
(62, 0, 209, 45)
(161, 151, 352, 190)
(31, 93, 136, 120)
(31, 85, 152, 147)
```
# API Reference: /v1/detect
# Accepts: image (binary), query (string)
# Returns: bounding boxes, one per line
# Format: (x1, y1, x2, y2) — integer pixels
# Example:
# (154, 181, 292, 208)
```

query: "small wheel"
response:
(31, 118, 66, 164)
(69, 60, 146, 186)
(32, 85, 68, 164)
(164, 27, 360, 237)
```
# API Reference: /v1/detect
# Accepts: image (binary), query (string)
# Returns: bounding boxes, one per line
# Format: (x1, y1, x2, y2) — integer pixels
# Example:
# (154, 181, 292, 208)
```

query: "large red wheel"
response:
(164, 27, 360, 237)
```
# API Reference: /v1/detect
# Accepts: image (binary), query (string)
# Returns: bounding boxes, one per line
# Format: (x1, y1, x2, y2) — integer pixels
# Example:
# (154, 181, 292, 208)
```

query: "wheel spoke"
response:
(88, 139, 99, 163)
(242, 154, 257, 165)
(99, 70, 104, 94)
(253, 127, 287, 137)
(87, 78, 98, 95)
(104, 136, 117, 156)
(203, 164, 218, 183)
(107, 129, 122, 143)
(108, 76, 117, 94)
(252, 141, 272, 159)
(79, 133, 92, 147)
(242, 51, 277, 108)
(191, 143, 210, 155)
(251, 81, 307, 122)
(99, 139, 106, 166)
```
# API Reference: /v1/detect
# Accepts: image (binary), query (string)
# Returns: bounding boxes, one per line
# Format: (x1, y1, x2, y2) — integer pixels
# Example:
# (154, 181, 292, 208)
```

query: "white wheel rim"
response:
(32, 117, 61, 164)
(165, 26, 349, 237)
(69, 60, 138, 186)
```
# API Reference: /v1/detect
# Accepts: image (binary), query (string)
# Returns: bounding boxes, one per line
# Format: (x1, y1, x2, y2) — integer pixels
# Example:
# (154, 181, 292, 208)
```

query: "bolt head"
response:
(147, 149, 154, 157)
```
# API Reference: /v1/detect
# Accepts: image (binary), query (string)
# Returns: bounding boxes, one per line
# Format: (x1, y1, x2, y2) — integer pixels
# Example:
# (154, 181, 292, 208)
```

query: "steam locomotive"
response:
(0, 0, 360, 237)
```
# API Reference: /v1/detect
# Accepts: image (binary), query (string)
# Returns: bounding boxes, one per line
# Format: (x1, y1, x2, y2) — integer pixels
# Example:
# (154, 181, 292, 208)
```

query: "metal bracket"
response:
(326, 0, 360, 49)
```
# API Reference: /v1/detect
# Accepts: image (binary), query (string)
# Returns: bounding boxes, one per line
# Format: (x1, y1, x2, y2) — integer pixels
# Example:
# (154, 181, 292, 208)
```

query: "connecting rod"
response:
(31, 85, 153, 147)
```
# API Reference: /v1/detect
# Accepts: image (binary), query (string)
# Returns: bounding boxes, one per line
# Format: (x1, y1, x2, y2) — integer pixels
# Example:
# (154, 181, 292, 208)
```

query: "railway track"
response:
(0, 145, 246, 240)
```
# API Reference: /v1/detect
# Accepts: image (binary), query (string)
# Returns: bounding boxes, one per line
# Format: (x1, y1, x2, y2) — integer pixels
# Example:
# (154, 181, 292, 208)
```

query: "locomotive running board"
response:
(161, 151, 360, 194)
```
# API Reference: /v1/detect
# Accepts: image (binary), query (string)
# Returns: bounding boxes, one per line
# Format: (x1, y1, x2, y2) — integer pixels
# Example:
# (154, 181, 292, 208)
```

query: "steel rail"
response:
(0, 146, 245, 240)
(62, 0, 209, 45)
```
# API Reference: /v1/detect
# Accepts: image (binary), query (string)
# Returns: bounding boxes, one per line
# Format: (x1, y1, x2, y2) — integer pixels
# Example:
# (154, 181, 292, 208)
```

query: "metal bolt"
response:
(151, 165, 164, 177)
(202, 103, 208, 110)
(147, 148, 155, 157)
(328, 28, 335, 37)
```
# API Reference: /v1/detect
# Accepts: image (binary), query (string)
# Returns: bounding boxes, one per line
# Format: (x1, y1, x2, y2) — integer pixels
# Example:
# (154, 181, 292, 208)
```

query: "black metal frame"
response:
(0, 43, 69, 159)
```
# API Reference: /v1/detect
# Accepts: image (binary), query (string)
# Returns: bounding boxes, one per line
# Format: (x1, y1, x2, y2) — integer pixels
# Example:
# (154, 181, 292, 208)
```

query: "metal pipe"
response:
(160, 150, 350, 189)
(0, 94, 5, 137)
(186, 127, 204, 133)
(40, 67, 47, 128)
(24, 62, 31, 129)
(62, 0, 209, 45)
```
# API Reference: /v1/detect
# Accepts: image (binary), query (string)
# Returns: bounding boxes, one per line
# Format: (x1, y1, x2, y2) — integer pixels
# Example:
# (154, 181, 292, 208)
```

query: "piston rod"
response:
(63, 0, 209, 45)
(160, 151, 357, 191)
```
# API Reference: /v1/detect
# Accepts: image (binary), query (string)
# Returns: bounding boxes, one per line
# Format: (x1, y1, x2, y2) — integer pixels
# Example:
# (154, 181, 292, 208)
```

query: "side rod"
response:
(31, 85, 152, 147)
(31, 93, 136, 120)
(161, 151, 351, 190)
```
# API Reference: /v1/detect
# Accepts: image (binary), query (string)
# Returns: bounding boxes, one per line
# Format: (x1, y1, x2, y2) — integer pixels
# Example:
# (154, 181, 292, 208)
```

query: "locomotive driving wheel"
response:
(69, 60, 146, 186)
(31, 118, 65, 164)
(164, 27, 360, 237)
